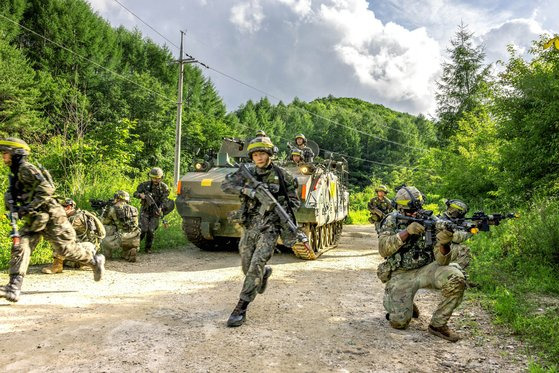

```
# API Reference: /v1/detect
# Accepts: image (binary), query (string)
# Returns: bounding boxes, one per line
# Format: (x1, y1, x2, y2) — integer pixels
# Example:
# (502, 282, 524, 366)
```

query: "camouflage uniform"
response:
(441, 212, 472, 270)
(222, 163, 300, 302)
(378, 212, 466, 330)
(368, 196, 393, 231)
(296, 145, 314, 163)
(8, 162, 98, 275)
(100, 201, 141, 261)
(133, 180, 171, 252)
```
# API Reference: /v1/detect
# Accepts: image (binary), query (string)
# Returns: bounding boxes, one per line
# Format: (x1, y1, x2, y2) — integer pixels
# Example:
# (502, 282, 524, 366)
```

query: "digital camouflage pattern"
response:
(378, 212, 466, 329)
(8, 161, 96, 275)
(368, 196, 394, 232)
(133, 180, 171, 251)
(222, 162, 300, 302)
(100, 202, 141, 261)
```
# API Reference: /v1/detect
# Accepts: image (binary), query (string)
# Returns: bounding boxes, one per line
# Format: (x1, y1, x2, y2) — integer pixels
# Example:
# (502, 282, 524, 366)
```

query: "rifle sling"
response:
(272, 164, 297, 224)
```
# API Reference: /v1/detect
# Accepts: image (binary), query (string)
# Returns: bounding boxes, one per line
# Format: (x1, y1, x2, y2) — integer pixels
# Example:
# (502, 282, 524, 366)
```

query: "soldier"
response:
(133, 167, 174, 254)
(42, 198, 106, 274)
(294, 134, 314, 163)
(222, 136, 300, 327)
(290, 150, 305, 165)
(0, 138, 105, 302)
(100, 191, 141, 262)
(368, 185, 393, 232)
(377, 186, 466, 342)
(440, 199, 472, 270)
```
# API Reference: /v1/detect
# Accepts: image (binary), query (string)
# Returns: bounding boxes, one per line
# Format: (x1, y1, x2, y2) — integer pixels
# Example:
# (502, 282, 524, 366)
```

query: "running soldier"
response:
(0, 138, 105, 302)
(133, 167, 174, 254)
(368, 185, 393, 232)
(222, 137, 301, 327)
(100, 191, 141, 262)
(42, 198, 106, 274)
(377, 186, 466, 342)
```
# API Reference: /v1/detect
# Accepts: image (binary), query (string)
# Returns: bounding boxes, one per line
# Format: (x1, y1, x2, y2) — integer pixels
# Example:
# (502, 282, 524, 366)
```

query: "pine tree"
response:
(435, 23, 489, 141)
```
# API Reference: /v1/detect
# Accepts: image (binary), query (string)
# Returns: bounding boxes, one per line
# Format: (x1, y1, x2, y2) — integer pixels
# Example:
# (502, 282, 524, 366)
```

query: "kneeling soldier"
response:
(377, 186, 466, 342)
(100, 191, 141, 262)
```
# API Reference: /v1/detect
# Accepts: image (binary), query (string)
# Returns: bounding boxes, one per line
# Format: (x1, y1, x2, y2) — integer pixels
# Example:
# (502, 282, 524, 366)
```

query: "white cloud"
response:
(277, 0, 313, 17)
(230, 0, 265, 33)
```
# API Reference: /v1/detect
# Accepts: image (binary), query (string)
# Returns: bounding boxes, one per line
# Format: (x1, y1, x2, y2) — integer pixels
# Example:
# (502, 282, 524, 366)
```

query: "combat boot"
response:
(0, 274, 24, 302)
(90, 254, 106, 281)
(257, 266, 272, 294)
(428, 324, 461, 342)
(227, 299, 249, 327)
(41, 257, 64, 274)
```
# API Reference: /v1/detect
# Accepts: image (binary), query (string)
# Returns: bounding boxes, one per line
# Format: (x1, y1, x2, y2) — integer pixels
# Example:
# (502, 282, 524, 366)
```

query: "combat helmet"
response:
(255, 129, 267, 138)
(247, 136, 275, 158)
(375, 185, 389, 193)
(294, 133, 307, 144)
(0, 137, 31, 156)
(445, 199, 469, 219)
(149, 167, 164, 179)
(62, 198, 76, 208)
(394, 186, 424, 212)
(114, 190, 130, 203)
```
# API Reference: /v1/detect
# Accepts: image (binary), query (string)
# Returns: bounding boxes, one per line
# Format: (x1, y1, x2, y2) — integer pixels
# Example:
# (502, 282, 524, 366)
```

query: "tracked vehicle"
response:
(175, 138, 349, 259)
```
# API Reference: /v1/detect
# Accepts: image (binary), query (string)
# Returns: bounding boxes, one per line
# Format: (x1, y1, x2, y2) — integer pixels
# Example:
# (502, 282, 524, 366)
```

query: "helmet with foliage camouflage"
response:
(149, 167, 163, 179)
(0, 137, 31, 156)
(394, 186, 424, 212)
(114, 190, 130, 203)
(247, 136, 275, 158)
(62, 198, 76, 208)
(255, 129, 267, 138)
(445, 199, 469, 219)
(294, 133, 307, 144)
(375, 185, 389, 193)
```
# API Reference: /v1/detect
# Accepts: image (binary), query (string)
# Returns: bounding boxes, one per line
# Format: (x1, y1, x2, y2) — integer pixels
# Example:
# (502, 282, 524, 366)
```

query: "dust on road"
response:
(0, 225, 527, 372)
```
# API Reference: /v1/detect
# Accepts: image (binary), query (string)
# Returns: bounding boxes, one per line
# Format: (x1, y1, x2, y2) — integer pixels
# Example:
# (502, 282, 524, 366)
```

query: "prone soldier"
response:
(100, 191, 141, 262)
(0, 138, 105, 302)
(221, 136, 301, 327)
(377, 186, 466, 342)
(368, 185, 393, 232)
(42, 198, 106, 274)
(133, 167, 174, 254)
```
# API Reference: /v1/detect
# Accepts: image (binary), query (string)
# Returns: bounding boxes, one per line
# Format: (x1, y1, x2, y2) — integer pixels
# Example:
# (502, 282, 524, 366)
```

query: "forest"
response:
(0, 0, 558, 369)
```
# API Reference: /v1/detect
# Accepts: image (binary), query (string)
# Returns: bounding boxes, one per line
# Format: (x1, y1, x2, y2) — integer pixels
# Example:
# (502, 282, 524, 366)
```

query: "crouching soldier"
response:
(221, 137, 301, 327)
(377, 186, 466, 342)
(42, 198, 106, 273)
(100, 191, 141, 262)
(0, 138, 105, 302)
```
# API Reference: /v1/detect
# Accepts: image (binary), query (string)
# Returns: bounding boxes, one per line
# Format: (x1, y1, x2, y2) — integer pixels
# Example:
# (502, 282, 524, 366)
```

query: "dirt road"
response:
(0, 225, 528, 372)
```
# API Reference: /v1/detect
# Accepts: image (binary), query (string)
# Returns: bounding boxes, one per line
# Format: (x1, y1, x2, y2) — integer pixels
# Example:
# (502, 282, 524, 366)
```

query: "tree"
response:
(435, 23, 489, 141)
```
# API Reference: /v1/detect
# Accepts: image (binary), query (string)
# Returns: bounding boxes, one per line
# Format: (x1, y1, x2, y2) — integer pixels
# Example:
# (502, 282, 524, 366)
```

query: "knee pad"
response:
(442, 273, 466, 298)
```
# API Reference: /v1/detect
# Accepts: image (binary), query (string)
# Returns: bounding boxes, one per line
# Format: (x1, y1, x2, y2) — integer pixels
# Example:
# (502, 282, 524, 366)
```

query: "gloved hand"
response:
(241, 187, 256, 199)
(436, 229, 454, 245)
(406, 222, 425, 235)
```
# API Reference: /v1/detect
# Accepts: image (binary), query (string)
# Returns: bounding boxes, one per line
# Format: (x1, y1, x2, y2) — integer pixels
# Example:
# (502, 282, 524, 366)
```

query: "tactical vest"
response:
(115, 204, 138, 232)
(386, 220, 433, 271)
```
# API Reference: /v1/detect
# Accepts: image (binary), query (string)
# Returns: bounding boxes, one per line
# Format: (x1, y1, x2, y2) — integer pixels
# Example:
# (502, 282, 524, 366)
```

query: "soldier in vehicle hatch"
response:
(221, 136, 300, 327)
(294, 134, 314, 163)
(0, 138, 105, 303)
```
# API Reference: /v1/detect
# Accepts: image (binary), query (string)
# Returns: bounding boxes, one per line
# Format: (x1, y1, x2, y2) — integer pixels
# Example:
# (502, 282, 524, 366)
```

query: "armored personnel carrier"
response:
(175, 138, 349, 259)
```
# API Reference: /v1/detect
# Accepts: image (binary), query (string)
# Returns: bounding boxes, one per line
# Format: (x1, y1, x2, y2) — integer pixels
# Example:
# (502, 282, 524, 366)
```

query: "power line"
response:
(108, 0, 427, 152)
(0, 12, 176, 104)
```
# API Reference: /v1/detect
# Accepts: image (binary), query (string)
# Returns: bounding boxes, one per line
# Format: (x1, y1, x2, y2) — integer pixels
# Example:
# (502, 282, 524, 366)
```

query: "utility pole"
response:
(173, 30, 197, 187)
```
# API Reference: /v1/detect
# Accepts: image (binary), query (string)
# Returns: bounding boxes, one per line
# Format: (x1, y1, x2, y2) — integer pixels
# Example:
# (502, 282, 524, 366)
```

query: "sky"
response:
(88, 0, 558, 116)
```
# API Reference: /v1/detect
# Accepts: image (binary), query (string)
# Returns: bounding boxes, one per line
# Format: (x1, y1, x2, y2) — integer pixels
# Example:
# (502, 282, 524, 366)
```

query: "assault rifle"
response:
(464, 211, 518, 232)
(5, 196, 20, 249)
(238, 163, 311, 251)
(142, 192, 169, 228)
(89, 198, 113, 212)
